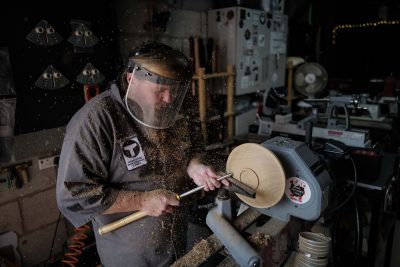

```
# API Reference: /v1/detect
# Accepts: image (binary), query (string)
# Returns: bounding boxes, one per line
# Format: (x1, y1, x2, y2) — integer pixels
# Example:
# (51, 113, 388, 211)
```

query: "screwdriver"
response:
(98, 173, 233, 235)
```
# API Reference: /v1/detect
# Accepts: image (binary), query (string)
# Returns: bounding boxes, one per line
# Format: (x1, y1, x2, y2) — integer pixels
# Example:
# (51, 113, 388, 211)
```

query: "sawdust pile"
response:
(248, 232, 271, 248)
(233, 209, 261, 231)
(170, 238, 220, 267)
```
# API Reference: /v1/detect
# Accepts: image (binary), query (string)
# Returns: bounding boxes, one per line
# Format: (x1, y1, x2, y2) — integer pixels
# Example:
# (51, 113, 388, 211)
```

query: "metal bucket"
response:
(294, 232, 331, 267)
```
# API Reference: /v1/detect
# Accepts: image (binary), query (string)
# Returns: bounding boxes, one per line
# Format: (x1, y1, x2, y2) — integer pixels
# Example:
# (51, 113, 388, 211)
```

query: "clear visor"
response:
(124, 68, 189, 129)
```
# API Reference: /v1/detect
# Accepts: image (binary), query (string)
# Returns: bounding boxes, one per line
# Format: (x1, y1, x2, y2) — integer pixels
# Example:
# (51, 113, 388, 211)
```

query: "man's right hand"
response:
(140, 189, 179, 216)
(103, 188, 179, 215)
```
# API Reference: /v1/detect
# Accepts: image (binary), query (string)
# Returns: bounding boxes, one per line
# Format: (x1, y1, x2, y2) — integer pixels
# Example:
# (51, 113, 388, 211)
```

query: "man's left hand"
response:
(186, 159, 230, 191)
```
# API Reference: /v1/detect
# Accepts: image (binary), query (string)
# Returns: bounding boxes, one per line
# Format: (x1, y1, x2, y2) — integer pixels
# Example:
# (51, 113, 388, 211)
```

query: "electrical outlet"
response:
(38, 155, 59, 170)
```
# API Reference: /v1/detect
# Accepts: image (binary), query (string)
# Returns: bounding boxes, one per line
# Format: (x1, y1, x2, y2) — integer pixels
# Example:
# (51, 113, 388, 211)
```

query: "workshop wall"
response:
(1, 0, 211, 137)
(2, 0, 120, 135)
(1, 1, 120, 262)
(0, 127, 67, 266)
(116, 0, 209, 61)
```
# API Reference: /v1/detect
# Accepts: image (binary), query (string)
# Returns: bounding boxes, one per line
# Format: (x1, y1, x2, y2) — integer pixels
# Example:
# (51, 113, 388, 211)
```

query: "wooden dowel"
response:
(98, 211, 147, 235)
(287, 61, 294, 108)
(226, 65, 234, 140)
(192, 72, 233, 80)
(194, 37, 200, 71)
(197, 68, 207, 143)
(208, 112, 235, 121)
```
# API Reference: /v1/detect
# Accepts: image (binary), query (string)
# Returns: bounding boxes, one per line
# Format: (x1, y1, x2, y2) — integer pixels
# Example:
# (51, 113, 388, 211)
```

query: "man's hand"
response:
(186, 159, 230, 191)
(140, 189, 179, 216)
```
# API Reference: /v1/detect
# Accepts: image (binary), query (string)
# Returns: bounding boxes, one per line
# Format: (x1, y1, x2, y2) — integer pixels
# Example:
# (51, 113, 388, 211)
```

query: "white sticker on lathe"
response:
(285, 177, 311, 204)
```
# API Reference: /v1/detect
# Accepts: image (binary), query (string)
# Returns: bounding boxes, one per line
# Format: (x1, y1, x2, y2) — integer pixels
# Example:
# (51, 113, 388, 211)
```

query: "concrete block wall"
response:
(116, 0, 211, 59)
(0, 127, 70, 266)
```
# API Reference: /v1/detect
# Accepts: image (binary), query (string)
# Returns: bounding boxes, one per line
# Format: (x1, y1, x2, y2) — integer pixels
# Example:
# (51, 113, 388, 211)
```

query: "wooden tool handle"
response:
(98, 210, 147, 235)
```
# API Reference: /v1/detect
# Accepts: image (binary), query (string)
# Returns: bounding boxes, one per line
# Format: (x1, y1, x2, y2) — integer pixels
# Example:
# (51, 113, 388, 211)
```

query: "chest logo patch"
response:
(121, 136, 147, 170)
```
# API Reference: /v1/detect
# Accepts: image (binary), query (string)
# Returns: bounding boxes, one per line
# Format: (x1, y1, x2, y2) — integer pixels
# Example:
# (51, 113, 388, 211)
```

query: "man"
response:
(56, 42, 228, 266)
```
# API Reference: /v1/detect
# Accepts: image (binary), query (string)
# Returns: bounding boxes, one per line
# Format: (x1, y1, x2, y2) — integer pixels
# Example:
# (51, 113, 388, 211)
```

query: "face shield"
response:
(124, 65, 190, 129)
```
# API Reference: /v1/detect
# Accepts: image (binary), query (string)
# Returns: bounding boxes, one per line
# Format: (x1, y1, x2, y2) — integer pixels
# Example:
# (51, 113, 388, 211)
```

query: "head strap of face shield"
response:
(131, 64, 181, 86)
(126, 42, 172, 73)
(125, 42, 193, 85)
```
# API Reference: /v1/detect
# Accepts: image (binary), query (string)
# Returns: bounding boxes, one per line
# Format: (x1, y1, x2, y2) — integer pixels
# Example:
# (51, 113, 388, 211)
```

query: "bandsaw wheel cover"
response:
(226, 143, 285, 208)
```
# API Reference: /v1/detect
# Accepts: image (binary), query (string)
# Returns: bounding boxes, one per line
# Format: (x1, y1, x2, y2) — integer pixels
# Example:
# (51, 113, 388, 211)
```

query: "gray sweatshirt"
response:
(56, 83, 194, 266)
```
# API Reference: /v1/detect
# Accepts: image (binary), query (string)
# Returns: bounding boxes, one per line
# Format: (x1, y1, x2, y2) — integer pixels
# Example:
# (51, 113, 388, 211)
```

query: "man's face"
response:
(127, 73, 174, 109)
(142, 79, 174, 109)
(125, 70, 188, 129)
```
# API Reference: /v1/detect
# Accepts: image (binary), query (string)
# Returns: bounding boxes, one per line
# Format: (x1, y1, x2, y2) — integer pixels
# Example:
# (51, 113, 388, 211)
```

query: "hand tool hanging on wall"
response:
(0, 170, 10, 189)
(0, 161, 32, 190)
(188, 37, 197, 97)
(206, 38, 213, 74)
(198, 37, 207, 71)
(10, 167, 22, 189)
(76, 63, 105, 102)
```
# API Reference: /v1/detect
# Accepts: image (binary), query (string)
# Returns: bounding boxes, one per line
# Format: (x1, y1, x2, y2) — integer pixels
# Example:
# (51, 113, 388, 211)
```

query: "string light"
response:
(332, 19, 400, 45)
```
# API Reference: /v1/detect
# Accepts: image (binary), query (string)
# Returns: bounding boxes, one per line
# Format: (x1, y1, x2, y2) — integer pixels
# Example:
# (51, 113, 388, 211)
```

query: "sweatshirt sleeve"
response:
(56, 137, 118, 227)
(56, 101, 119, 227)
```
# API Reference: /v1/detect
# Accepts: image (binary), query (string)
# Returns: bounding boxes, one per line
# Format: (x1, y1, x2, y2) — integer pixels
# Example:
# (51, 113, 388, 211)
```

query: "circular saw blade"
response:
(226, 143, 285, 208)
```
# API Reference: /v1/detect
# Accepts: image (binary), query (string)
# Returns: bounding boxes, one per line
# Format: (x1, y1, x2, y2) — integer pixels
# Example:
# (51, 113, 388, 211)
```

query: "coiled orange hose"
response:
(61, 224, 91, 267)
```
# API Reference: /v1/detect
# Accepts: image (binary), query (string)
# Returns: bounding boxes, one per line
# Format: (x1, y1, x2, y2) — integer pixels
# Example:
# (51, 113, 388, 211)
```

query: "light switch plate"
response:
(38, 155, 59, 170)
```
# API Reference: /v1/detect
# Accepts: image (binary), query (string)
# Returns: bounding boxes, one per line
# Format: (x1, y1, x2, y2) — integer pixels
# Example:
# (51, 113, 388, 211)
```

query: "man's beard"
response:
(142, 105, 169, 127)
(127, 99, 173, 130)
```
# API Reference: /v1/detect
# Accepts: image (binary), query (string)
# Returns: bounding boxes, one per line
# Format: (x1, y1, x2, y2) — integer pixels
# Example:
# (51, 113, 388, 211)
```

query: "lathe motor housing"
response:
(260, 136, 332, 221)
